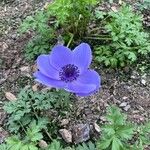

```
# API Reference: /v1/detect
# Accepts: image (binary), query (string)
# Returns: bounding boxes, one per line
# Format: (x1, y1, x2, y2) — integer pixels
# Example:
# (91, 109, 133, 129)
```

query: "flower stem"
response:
(67, 34, 74, 47)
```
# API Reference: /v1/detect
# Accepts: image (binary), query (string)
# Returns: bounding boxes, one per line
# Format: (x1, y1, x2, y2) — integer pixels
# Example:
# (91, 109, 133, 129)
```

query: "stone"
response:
(60, 119, 69, 126)
(39, 140, 48, 149)
(32, 84, 38, 91)
(141, 79, 146, 85)
(119, 102, 127, 107)
(59, 129, 72, 143)
(72, 124, 90, 144)
(123, 105, 131, 111)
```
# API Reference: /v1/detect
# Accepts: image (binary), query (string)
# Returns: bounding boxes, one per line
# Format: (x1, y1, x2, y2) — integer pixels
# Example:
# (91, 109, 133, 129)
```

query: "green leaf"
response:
(95, 11, 106, 19)
(48, 140, 62, 150)
(97, 137, 112, 149)
(112, 137, 122, 150)
(76, 141, 96, 150)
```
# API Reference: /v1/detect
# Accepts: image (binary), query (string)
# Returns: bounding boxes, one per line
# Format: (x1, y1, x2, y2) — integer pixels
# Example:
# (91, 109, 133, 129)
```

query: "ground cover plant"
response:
(94, 4, 150, 67)
(1, 0, 150, 150)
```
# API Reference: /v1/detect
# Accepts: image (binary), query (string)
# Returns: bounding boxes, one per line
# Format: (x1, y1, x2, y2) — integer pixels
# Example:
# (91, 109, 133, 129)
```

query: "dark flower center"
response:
(59, 64, 80, 83)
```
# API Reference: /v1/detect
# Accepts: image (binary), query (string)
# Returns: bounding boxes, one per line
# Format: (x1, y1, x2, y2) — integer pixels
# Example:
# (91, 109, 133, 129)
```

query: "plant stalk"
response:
(67, 34, 74, 47)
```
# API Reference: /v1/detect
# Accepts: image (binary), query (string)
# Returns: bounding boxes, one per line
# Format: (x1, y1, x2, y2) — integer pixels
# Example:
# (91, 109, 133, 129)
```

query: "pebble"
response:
(72, 124, 90, 144)
(59, 129, 72, 143)
(119, 102, 127, 107)
(123, 105, 131, 111)
(141, 79, 146, 85)
(38, 140, 48, 149)
(60, 119, 69, 126)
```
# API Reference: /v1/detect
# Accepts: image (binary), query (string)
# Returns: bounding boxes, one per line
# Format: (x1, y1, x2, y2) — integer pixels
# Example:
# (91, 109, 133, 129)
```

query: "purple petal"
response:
(34, 71, 65, 88)
(50, 45, 72, 69)
(37, 55, 60, 80)
(73, 43, 92, 73)
(66, 82, 96, 94)
(74, 70, 101, 96)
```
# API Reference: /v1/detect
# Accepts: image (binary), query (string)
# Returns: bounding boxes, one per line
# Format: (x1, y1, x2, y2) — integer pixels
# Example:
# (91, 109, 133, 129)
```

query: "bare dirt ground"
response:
(0, 0, 150, 146)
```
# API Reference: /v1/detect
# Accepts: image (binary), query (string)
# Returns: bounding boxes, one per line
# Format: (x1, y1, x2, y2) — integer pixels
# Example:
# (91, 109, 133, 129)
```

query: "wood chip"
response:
(32, 84, 38, 91)
(93, 122, 101, 133)
(5, 92, 17, 101)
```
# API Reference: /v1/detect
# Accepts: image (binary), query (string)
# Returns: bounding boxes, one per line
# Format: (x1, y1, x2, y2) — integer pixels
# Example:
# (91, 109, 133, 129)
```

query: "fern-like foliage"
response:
(76, 141, 96, 150)
(3, 88, 71, 133)
(95, 4, 150, 67)
(133, 122, 150, 149)
(47, 0, 97, 25)
(97, 106, 134, 150)
(19, 10, 55, 60)
(3, 120, 43, 150)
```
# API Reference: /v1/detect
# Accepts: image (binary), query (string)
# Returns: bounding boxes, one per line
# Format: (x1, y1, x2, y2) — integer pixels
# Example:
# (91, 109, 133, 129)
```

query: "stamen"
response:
(59, 64, 80, 83)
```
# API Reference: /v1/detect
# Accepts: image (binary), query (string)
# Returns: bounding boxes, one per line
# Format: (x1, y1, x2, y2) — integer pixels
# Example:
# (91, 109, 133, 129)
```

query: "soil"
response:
(0, 0, 150, 148)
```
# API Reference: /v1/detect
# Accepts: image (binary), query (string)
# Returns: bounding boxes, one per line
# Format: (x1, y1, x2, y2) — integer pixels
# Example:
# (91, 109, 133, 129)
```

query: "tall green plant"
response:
(47, 0, 97, 36)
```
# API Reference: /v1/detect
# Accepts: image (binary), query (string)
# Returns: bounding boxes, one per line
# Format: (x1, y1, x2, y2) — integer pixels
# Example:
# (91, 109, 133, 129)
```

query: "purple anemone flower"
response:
(34, 43, 101, 96)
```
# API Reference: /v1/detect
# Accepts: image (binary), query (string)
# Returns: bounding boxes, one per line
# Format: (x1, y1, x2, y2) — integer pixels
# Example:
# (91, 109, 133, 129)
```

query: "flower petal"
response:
(76, 92, 94, 97)
(73, 43, 92, 73)
(77, 70, 100, 90)
(74, 70, 101, 96)
(34, 71, 65, 88)
(37, 55, 60, 80)
(66, 82, 96, 94)
(50, 45, 72, 69)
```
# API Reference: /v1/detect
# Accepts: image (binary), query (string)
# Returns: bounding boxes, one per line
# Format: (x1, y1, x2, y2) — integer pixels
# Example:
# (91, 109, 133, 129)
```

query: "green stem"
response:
(90, 15, 110, 33)
(90, 27, 105, 33)
(31, 102, 39, 120)
(18, 121, 28, 135)
(31, 103, 53, 141)
(91, 34, 111, 37)
(84, 36, 112, 40)
(44, 129, 53, 140)
(67, 34, 74, 47)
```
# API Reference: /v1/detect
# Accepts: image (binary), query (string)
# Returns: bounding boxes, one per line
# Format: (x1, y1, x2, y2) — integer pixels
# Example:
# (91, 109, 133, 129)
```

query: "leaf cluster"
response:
(47, 0, 97, 27)
(97, 105, 150, 150)
(95, 4, 150, 67)
(0, 120, 43, 150)
(97, 106, 133, 150)
(20, 0, 97, 61)
(19, 10, 55, 60)
(3, 88, 71, 133)
(2, 103, 150, 150)
(136, 0, 150, 11)
(46, 0, 97, 38)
